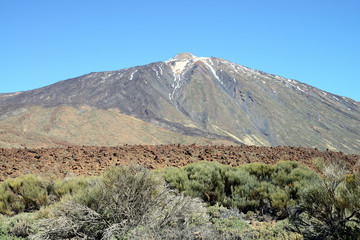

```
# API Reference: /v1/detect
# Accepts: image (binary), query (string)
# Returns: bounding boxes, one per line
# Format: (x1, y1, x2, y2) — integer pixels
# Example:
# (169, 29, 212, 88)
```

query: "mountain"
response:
(0, 53, 359, 153)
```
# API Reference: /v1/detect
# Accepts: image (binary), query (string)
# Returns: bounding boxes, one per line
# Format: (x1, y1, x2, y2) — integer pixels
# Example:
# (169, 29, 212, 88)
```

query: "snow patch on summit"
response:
(165, 53, 196, 77)
(170, 61, 189, 76)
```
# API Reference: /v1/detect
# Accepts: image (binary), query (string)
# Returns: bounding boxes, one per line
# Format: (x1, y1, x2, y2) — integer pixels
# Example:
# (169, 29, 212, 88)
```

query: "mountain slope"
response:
(0, 105, 233, 148)
(1, 53, 359, 153)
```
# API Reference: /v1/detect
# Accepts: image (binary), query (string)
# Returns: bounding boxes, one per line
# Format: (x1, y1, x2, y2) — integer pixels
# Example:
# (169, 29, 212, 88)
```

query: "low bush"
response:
(0, 174, 95, 216)
(288, 161, 360, 239)
(207, 204, 250, 238)
(223, 168, 261, 212)
(241, 227, 303, 240)
(53, 176, 92, 198)
(31, 165, 214, 239)
(0, 213, 35, 239)
(239, 162, 274, 181)
(178, 161, 226, 205)
(0, 175, 50, 215)
(160, 161, 317, 219)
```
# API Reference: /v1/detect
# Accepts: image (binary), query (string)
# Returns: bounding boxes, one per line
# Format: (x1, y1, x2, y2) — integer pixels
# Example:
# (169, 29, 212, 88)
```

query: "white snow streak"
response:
(152, 68, 160, 79)
(297, 86, 305, 93)
(230, 64, 239, 73)
(203, 60, 223, 85)
(169, 73, 183, 100)
(208, 58, 214, 66)
(130, 70, 138, 80)
(167, 59, 191, 100)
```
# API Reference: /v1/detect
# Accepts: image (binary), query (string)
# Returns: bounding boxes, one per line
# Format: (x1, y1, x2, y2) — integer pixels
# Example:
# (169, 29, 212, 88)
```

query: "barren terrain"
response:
(0, 144, 358, 181)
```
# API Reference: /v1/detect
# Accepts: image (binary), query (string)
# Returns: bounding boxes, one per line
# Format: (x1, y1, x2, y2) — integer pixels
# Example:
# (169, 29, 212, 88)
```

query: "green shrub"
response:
(182, 161, 226, 205)
(270, 187, 294, 218)
(53, 176, 92, 198)
(156, 167, 188, 192)
(0, 161, 324, 239)
(272, 161, 301, 187)
(0, 213, 35, 239)
(213, 216, 250, 237)
(224, 166, 293, 216)
(242, 227, 303, 240)
(288, 161, 360, 239)
(161, 162, 226, 205)
(161, 161, 317, 219)
(207, 204, 250, 238)
(223, 169, 261, 212)
(239, 163, 275, 181)
(0, 175, 50, 215)
(126, 223, 221, 240)
(288, 167, 318, 195)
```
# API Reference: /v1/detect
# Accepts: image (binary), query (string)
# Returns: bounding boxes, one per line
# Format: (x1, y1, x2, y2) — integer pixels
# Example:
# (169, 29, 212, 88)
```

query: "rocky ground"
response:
(0, 144, 358, 181)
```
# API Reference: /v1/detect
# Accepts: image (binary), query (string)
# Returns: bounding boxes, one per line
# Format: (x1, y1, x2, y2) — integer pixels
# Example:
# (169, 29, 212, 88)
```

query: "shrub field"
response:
(0, 160, 359, 239)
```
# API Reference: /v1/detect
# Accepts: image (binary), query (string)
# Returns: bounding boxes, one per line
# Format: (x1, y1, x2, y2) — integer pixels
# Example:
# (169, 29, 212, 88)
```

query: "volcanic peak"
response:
(166, 52, 216, 77)
(167, 52, 196, 61)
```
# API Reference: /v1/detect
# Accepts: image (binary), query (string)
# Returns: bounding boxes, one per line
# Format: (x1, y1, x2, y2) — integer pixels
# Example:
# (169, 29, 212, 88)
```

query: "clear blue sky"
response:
(1, 0, 359, 101)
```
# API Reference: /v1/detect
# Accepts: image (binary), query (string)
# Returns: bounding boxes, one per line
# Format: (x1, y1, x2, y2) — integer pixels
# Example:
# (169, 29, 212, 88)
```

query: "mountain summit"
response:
(168, 52, 196, 61)
(0, 54, 359, 153)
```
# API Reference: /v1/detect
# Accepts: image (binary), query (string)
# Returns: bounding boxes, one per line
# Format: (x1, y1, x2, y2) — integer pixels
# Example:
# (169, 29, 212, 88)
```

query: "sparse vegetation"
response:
(0, 160, 358, 239)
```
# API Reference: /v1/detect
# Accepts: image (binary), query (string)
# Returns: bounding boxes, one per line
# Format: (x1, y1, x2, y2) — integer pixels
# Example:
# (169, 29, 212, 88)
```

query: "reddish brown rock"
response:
(0, 144, 358, 181)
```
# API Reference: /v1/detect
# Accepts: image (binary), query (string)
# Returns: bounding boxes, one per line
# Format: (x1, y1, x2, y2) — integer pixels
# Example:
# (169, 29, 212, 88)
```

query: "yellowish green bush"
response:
(0, 175, 50, 215)
(53, 176, 92, 198)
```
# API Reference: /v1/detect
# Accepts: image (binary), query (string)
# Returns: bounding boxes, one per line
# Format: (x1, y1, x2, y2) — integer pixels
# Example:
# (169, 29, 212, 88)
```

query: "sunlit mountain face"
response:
(0, 53, 359, 154)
